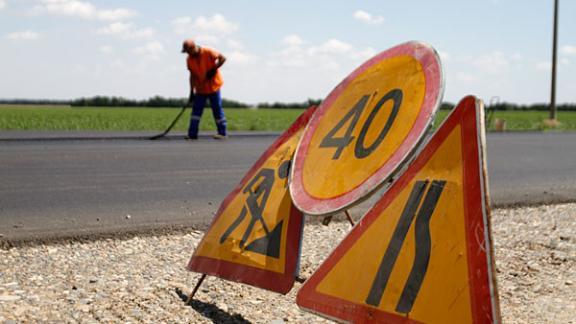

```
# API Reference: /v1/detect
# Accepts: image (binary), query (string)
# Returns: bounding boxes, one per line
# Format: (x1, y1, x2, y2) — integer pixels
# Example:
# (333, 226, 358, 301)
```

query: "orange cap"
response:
(181, 39, 196, 53)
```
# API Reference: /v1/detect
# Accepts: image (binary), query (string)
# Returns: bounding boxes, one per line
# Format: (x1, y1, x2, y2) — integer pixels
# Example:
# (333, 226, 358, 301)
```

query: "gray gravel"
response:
(1, 204, 575, 323)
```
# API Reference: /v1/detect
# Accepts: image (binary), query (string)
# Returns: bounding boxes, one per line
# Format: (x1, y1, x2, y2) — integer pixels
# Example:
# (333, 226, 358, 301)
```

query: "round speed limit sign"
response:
(290, 41, 444, 215)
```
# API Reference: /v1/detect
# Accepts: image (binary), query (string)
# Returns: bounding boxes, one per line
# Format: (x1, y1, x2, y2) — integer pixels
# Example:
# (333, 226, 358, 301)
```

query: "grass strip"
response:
(1, 105, 575, 132)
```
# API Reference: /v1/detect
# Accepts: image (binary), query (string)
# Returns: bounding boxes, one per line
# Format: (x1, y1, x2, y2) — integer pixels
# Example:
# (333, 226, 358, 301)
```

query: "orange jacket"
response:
(187, 47, 224, 94)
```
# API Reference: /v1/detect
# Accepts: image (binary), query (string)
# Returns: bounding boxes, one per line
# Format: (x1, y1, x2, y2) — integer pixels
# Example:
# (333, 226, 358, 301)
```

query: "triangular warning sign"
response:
(188, 106, 316, 294)
(297, 97, 501, 323)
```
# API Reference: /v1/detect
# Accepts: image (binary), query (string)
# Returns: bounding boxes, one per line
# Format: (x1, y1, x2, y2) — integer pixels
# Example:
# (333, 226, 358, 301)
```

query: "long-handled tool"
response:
(149, 105, 189, 140)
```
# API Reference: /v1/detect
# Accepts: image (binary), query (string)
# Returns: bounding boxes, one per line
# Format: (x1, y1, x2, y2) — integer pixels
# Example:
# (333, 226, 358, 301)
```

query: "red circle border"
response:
(290, 41, 444, 215)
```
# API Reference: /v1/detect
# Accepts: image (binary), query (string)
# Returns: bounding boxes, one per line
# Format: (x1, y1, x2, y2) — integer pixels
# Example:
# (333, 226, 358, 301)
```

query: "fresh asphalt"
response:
(1, 131, 575, 244)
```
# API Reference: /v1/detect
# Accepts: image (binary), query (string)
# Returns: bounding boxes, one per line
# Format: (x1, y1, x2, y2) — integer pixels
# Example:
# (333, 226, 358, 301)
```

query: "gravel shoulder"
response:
(1, 203, 575, 323)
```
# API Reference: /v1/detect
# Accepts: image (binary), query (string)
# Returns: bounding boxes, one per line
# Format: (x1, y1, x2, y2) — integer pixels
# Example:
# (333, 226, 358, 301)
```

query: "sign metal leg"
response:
(186, 274, 207, 305)
(322, 210, 355, 227)
(344, 210, 355, 226)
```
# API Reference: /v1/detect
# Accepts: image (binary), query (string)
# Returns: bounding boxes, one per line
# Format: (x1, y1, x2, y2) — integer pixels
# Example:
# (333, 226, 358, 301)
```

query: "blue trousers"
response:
(188, 90, 227, 138)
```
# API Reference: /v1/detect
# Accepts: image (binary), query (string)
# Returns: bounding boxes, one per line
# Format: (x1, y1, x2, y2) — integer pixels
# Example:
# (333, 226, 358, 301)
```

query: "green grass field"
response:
(435, 110, 576, 131)
(0, 105, 303, 132)
(1, 105, 575, 132)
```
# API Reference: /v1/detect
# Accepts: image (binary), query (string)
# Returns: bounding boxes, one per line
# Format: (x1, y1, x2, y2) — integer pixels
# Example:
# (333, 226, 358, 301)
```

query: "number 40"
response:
(320, 89, 403, 160)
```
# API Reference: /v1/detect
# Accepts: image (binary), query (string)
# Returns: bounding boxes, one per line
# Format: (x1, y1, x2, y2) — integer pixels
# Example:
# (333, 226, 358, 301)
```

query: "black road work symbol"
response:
(365, 179, 446, 313)
(219, 160, 291, 258)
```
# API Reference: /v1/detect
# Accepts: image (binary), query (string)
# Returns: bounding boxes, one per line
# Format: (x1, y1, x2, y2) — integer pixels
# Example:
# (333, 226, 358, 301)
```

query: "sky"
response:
(0, 0, 575, 105)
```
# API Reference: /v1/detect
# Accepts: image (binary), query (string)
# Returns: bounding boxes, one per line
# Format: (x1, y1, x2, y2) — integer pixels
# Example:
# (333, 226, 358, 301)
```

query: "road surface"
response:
(1, 132, 575, 243)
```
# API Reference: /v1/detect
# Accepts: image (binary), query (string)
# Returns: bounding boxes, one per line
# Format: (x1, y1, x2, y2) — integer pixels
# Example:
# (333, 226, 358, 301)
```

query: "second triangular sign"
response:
(297, 96, 500, 323)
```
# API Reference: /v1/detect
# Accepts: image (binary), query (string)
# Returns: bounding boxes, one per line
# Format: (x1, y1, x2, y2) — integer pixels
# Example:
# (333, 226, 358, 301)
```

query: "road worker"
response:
(181, 39, 227, 139)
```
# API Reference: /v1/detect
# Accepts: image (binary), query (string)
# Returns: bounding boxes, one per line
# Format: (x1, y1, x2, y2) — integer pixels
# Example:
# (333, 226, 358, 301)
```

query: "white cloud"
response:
(249, 38, 379, 104)
(194, 14, 238, 34)
(35, 0, 94, 19)
(228, 51, 258, 65)
(283, 34, 303, 47)
(171, 16, 191, 31)
(96, 8, 135, 21)
(456, 72, 477, 82)
(562, 45, 576, 55)
(536, 61, 550, 71)
(270, 45, 308, 68)
(309, 39, 353, 55)
(132, 41, 164, 60)
(269, 38, 373, 72)
(172, 14, 238, 36)
(33, 0, 135, 21)
(6, 31, 39, 40)
(96, 22, 154, 39)
(353, 10, 384, 25)
(438, 51, 451, 62)
(226, 39, 244, 50)
(0, 0, 6, 10)
(471, 51, 511, 74)
(109, 59, 126, 70)
(96, 22, 128, 34)
(172, 14, 240, 50)
(351, 47, 377, 61)
(99, 45, 113, 54)
(194, 35, 220, 46)
(536, 57, 571, 70)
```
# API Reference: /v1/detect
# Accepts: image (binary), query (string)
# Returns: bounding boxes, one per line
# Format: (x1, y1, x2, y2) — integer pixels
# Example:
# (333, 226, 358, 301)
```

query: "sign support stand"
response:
(321, 210, 355, 227)
(321, 215, 332, 226)
(185, 274, 207, 305)
(344, 210, 355, 226)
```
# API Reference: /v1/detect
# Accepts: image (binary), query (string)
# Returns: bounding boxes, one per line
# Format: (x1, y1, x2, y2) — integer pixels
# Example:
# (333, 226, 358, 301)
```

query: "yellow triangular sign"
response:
(188, 107, 316, 294)
(297, 96, 500, 323)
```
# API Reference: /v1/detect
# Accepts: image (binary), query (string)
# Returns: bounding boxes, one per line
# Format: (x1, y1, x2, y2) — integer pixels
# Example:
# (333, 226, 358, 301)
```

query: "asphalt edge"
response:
(3, 198, 576, 249)
(0, 132, 282, 142)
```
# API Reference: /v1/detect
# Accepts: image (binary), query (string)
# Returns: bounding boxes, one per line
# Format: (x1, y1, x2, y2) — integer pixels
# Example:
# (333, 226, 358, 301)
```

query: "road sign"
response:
(297, 96, 501, 323)
(187, 106, 316, 294)
(290, 41, 443, 216)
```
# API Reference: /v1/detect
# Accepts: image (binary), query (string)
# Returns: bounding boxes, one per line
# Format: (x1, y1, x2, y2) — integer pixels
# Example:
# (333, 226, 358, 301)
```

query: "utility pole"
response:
(549, 0, 559, 121)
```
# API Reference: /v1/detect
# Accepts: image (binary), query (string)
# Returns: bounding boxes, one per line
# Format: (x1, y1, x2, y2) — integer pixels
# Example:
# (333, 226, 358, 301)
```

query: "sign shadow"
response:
(174, 288, 252, 323)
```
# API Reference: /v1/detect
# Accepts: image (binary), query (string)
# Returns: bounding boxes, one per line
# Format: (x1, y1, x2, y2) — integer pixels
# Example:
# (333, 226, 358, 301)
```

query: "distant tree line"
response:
(256, 98, 323, 109)
(1, 97, 576, 111)
(486, 102, 576, 111)
(70, 96, 251, 108)
(0, 96, 316, 108)
(0, 96, 250, 108)
(0, 98, 72, 105)
(440, 102, 455, 110)
(439, 102, 576, 111)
